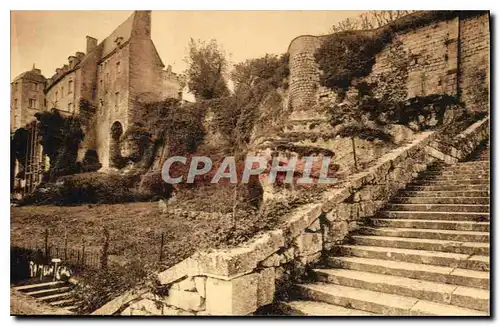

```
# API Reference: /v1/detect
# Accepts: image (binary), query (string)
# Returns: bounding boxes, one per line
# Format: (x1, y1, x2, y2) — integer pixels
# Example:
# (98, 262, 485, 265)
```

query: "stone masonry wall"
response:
(459, 13, 490, 113)
(91, 117, 489, 316)
(288, 11, 489, 112)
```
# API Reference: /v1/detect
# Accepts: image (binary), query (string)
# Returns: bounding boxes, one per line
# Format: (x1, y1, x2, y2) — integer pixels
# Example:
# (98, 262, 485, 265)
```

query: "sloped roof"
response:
(98, 11, 135, 60)
(12, 69, 46, 83)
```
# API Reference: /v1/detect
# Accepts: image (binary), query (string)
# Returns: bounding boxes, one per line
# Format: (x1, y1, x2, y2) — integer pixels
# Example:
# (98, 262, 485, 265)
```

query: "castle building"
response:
(11, 10, 184, 172)
(10, 65, 47, 132)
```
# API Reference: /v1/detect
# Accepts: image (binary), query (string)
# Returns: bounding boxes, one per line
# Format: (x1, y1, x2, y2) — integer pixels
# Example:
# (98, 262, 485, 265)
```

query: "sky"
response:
(10, 10, 364, 80)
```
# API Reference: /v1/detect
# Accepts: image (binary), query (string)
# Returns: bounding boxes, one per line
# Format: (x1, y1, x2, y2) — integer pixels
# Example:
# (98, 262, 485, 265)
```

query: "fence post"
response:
(100, 228, 109, 270)
(159, 233, 164, 262)
(351, 136, 359, 172)
(82, 239, 85, 266)
(64, 227, 68, 262)
(44, 228, 49, 261)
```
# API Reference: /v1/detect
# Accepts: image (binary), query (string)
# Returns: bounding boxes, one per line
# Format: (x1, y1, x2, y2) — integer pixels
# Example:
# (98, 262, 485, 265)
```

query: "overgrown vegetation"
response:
(34, 109, 85, 181)
(330, 10, 416, 33)
(315, 31, 393, 92)
(184, 38, 230, 101)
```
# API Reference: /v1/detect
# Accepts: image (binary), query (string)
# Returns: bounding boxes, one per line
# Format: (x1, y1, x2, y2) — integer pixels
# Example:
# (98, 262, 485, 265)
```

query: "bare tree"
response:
(331, 10, 416, 33)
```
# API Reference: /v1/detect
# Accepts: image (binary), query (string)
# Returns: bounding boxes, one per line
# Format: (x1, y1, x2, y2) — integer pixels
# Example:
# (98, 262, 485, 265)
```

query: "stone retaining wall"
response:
(92, 117, 489, 316)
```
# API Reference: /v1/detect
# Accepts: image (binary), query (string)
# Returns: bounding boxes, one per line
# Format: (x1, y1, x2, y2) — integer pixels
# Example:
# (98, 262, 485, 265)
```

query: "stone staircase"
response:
(279, 143, 490, 316)
(13, 281, 81, 313)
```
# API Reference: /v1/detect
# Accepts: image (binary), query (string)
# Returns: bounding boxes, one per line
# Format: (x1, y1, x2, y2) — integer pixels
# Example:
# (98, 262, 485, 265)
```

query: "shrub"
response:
(138, 170, 173, 199)
(315, 31, 391, 92)
(20, 173, 140, 205)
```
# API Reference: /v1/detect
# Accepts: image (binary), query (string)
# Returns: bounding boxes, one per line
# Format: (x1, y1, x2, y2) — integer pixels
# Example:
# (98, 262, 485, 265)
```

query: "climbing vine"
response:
(35, 109, 84, 180)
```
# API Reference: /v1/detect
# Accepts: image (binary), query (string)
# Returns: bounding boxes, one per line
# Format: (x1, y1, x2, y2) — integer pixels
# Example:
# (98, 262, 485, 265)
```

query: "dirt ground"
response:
(11, 202, 235, 269)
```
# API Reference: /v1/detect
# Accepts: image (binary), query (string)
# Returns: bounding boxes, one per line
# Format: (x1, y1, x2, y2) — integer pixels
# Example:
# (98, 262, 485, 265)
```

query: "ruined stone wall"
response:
(373, 18, 460, 98)
(287, 35, 326, 110)
(459, 13, 490, 112)
(288, 11, 490, 112)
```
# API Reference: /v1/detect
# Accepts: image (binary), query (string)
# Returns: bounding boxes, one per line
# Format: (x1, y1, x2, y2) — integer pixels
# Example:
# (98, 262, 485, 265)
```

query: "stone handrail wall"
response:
(92, 117, 489, 316)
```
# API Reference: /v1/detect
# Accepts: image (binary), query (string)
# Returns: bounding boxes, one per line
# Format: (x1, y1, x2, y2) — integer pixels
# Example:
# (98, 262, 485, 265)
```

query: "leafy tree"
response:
(184, 38, 230, 100)
(35, 109, 84, 180)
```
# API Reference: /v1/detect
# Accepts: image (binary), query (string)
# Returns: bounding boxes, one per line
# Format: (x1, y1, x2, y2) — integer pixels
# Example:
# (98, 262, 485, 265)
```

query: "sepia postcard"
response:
(10, 10, 490, 317)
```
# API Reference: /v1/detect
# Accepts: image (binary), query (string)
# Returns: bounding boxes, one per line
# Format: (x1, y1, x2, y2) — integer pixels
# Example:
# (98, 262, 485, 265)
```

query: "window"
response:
(29, 99, 36, 109)
(31, 82, 37, 91)
(68, 80, 73, 94)
(55, 91, 58, 100)
(116, 61, 121, 74)
(14, 99, 18, 109)
(68, 102, 73, 112)
(44, 99, 47, 108)
(14, 82, 18, 92)
(61, 86, 64, 96)
(115, 92, 120, 107)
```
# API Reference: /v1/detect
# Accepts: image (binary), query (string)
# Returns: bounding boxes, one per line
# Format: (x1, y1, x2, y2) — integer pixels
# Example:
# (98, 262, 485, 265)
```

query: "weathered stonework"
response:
(11, 11, 184, 171)
(91, 117, 488, 316)
(287, 11, 490, 113)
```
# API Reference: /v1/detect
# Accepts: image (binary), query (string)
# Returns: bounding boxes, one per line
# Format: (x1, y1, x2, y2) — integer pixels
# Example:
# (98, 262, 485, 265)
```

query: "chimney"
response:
(31, 63, 42, 75)
(56, 68, 62, 75)
(63, 64, 69, 72)
(86, 36, 98, 54)
(76, 52, 85, 61)
(68, 56, 77, 69)
(166, 65, 172, 74)
(131, 10, 151, 38)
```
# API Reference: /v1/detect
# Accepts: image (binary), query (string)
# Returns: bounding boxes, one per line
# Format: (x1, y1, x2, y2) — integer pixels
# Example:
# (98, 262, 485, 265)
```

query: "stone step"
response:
(388, 203, 489, 213)
(278, 300, 375, 316)
(420, 176, 490, 182)
(400, 190, 489, 198)
(408, 300, 489, 316)
(295, 283, 487, 316)
(406, 184, 488, 191)
(27, 286, 71, 297)
(351, 235, 489, 255)
(413, 179, 490, 186)
(359, 226, 489, 242)
(312, 269, 489, 311)
(412, 178, 490, 186)
(370, 219, 489, 232)
(38, 292, 72, 302)
(64, 305, 80, 312)
(379, 210, 489, 221)
(337, 245, 489, 271)
(49, 298, 79, 307)
(457, 160, 490, 165)
(427, 165, 489, 173)
(426, 168, 490, 176)
(394, 196, 489, 205)
(13, 281, 64, 291)
(422, 171, 489, 178)
(387, 203, 490, 213)
(326, 256, 489, 289)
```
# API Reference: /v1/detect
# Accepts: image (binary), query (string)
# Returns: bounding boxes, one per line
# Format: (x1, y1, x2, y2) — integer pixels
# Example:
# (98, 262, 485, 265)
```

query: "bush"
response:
(20, 173, 139, 205)
(315, 31, 390, 91)
(138, 170, 173, 199)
